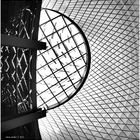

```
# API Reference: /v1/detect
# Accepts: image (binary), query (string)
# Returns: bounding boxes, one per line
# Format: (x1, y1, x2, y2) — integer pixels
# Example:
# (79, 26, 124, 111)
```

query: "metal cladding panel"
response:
(1, 0, 42, 139)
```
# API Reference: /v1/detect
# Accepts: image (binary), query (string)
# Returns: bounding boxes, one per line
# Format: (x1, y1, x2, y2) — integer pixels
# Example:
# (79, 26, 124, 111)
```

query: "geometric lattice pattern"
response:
(1, 1, 42, 139)
(39, 0, 139, 139)
(1, 8, 35, 115)
(37, 9, 91, 110)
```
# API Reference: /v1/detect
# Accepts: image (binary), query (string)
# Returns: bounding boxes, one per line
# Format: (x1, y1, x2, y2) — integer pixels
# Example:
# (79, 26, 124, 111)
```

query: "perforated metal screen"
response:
(1, 1, 42, 138)
(38, 0, 139, 139)
(1, 6, 37, 115)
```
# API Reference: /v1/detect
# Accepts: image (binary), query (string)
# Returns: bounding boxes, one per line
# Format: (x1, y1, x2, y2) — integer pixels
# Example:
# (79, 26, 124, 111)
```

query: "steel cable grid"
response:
(37, 9, 91, 110)
(38, 0, 139, 140)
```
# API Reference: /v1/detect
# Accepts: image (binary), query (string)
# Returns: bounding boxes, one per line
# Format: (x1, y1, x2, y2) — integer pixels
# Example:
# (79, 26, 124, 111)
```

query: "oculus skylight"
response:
(37, 9, 91, 110)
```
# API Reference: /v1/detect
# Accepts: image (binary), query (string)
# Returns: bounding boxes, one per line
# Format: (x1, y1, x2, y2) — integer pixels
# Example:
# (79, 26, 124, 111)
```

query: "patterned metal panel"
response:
(1, 0, 42, 139)
(2, 7, 35, 115)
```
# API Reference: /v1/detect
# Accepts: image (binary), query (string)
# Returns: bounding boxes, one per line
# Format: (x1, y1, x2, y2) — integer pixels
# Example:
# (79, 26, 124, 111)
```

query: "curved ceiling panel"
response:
(38, 0, 139, 139)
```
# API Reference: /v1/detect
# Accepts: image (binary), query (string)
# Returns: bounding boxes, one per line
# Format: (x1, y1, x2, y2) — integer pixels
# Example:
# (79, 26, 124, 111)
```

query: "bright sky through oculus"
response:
(37, 9, 91, 110)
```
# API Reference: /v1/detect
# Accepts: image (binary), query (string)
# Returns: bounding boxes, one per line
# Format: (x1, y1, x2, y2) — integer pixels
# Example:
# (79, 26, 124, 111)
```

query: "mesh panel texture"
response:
(1, 1, 42, 138)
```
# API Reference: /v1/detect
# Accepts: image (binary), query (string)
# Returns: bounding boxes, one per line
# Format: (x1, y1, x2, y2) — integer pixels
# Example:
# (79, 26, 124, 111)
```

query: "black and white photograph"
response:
(1, 0, 139, 139)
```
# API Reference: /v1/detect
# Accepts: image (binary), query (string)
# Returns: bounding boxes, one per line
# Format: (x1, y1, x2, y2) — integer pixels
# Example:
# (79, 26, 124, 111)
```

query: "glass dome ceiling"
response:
(37, 9, 91, 109)
(38, 0, 139, 140)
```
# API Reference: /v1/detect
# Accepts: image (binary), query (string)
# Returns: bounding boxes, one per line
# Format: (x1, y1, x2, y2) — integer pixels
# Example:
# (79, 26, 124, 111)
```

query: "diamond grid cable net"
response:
(38, 0, 139, 140)
(37, 9, 91, 109)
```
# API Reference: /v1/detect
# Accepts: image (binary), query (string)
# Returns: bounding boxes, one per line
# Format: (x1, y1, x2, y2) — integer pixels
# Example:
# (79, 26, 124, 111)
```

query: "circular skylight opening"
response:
(37, 9, 91, 110)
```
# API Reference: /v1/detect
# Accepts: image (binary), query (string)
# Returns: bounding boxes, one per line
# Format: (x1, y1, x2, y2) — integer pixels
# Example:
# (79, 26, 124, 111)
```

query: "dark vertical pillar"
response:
(1, 0, 42, 139)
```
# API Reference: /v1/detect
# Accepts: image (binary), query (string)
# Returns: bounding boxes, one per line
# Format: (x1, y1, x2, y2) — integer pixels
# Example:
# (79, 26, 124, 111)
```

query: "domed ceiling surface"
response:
(38, 0, 139, 140)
